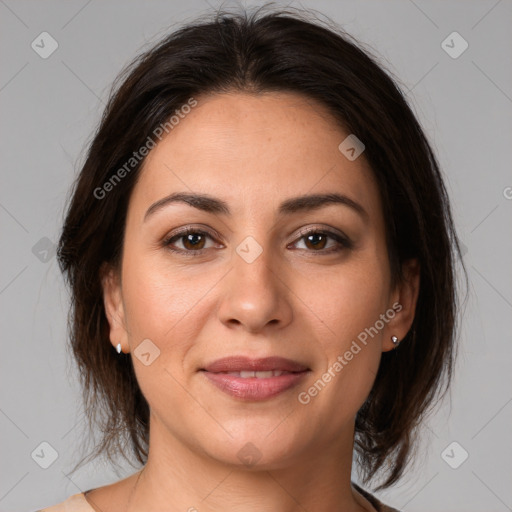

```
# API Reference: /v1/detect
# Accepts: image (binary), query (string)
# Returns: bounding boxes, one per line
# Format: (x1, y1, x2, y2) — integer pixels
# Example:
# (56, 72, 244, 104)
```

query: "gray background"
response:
(1, 1, 511, 511)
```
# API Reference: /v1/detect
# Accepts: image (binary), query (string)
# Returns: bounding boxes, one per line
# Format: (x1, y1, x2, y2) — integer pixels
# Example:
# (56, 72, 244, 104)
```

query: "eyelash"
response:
(162, 227, 353, 257)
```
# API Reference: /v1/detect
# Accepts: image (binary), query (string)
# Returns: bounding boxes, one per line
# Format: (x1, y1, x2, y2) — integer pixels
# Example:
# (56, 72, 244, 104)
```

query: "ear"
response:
(383, 258, 420, 352)
(100, 263, 129, 353)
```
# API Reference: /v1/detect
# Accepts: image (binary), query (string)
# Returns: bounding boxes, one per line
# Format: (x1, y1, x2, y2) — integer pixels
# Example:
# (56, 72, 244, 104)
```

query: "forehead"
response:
(130, 91, 382, 223)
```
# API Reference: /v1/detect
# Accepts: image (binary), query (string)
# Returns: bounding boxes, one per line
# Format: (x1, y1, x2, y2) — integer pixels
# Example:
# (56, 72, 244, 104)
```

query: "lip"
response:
(201, 356, 309, 373)
(200, 356, 310, 401)
(201, 371, 309, 400)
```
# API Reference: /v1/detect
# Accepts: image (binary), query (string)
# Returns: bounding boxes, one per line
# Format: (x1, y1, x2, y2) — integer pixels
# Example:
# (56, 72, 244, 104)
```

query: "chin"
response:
(199, 428, 308, 471)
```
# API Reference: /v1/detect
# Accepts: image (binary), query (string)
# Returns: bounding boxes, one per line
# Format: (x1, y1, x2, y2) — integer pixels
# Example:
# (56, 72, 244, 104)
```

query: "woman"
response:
(38, 4, 465, 511)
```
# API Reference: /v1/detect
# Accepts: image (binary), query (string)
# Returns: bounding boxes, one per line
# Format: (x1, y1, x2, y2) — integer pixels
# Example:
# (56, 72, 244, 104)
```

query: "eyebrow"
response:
(143, 191, 368, 222)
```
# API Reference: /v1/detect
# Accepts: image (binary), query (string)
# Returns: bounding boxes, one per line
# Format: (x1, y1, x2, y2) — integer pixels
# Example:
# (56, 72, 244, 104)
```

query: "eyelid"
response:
(292, 224, 349, 241)
(162, 224, 353, 255)
(289, 225, 353, 251)
(162, 226, 223, 254)
(164, 225, 223, 243)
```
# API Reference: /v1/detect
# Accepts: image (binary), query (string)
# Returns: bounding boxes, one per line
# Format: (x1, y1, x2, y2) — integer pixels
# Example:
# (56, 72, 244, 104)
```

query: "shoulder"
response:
(37, 492, 94, 512)
(352, 482, 402, 512)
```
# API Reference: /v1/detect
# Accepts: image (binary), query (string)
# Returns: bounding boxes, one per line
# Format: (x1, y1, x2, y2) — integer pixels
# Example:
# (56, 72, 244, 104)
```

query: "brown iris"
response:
(303, 233, 328, 250)
(182, 233, 206, 250)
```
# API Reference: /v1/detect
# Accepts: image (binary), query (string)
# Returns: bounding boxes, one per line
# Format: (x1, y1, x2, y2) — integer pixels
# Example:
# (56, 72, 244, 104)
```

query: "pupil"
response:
(185, 233, 203, 249)
(307, 234, 325, 249)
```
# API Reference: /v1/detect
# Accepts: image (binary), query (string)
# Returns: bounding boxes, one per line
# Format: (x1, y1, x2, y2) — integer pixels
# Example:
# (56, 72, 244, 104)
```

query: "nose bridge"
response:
(217, 232, 292, 332)
(232, 233, 278, 304)
(234, 235, 275, 292)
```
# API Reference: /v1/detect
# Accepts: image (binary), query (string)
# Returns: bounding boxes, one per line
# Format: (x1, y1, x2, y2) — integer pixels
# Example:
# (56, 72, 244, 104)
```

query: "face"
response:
(103, 91, 419, 470)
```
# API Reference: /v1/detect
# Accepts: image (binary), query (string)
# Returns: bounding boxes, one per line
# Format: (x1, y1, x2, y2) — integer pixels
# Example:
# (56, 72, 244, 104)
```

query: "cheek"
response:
(296, 257, 388, 408)
(121, 249, 209, 342)
(119, 251, 206, 409)
(304, 258, 389, 346)
(295, 322, 383, 431)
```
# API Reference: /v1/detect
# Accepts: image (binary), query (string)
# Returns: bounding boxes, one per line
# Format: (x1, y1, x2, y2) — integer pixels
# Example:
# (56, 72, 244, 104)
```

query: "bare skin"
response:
(85, 91, 420, 512)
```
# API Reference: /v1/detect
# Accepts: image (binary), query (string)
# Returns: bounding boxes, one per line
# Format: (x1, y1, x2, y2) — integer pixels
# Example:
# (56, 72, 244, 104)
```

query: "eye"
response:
(162, 226, 352, 256)
(290, 228, 353, 253)
(163, 228, 220, 255)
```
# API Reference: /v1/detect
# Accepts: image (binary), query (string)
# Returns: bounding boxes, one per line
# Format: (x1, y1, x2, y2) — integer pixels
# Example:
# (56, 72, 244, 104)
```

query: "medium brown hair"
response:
(57, 3, 467, 491)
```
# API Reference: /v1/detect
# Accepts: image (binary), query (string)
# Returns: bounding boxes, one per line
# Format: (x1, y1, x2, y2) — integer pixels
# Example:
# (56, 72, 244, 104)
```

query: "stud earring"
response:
(116, 343, 122, 354)
(391, 335, 399, 347)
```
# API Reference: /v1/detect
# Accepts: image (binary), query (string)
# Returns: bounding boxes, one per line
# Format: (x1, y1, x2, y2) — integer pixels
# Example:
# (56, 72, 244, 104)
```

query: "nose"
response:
(216, 241, 293, 334)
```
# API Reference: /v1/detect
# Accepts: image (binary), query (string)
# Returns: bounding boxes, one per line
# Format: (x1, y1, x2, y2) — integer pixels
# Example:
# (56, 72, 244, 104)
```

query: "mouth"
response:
(206, 369, 295, 378)
(200, 355, 310, 373)
(199, 356, 310, 400)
